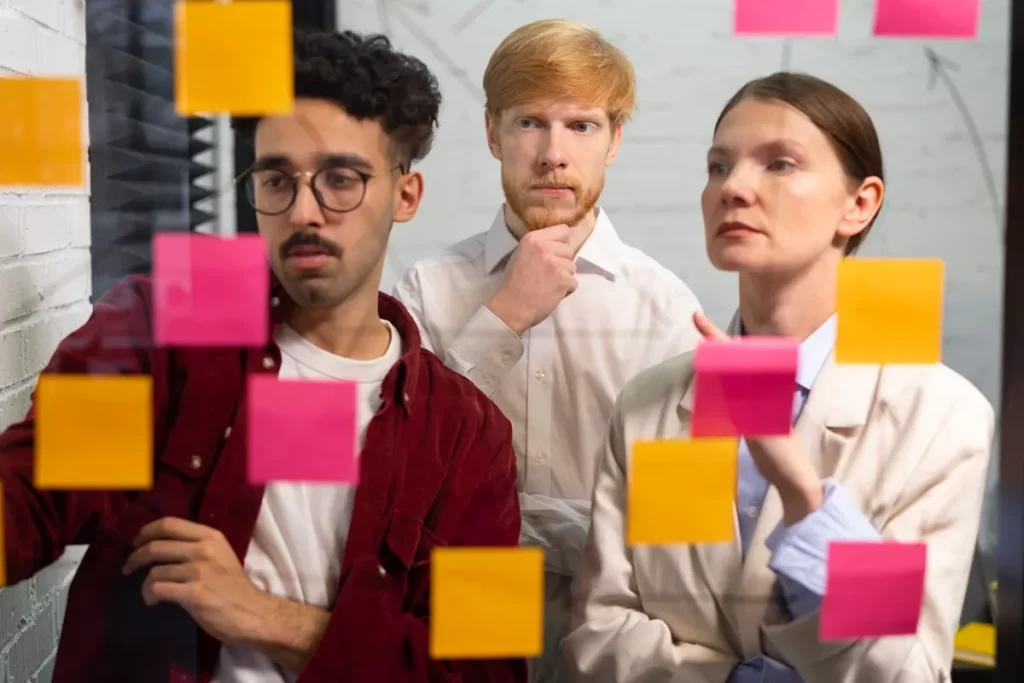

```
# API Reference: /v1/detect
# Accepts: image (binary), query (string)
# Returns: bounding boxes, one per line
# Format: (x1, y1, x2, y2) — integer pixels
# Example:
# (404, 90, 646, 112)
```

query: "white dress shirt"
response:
(394, 208, 703, 682)
(393, 207, 704, 501)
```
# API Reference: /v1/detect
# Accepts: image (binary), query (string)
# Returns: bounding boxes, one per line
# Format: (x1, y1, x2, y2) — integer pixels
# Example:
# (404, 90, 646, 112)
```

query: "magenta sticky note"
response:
(691, 337, 798, 438)
(153, 233, 269, 347)
(734, 0, 838, 35)
(821, 541, 927, 640)
(874, 0, 979, 38)
(246, 376, 359, 484)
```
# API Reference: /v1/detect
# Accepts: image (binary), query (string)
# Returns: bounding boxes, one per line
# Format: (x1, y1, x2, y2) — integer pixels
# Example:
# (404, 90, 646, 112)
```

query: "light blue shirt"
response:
(726, 314, 881, 683)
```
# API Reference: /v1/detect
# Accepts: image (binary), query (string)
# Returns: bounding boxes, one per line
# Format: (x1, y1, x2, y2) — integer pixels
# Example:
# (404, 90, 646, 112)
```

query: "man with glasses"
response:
(0, 29, 525, 683)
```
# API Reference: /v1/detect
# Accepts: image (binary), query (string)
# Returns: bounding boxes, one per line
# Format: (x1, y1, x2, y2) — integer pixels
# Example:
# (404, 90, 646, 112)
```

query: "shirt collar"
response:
(482, 205, 624, 279)
(729, 313, 837, 392)
(268, 273, 422, 411)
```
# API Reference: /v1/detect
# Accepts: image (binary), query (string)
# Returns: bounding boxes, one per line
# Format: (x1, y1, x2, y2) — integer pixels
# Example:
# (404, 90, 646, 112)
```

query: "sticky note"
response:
(153, 233, 269, 347)
(734, 0, 838, 35)
(430, 547, 544, 659)
(821, 541, 926, 640)
(246, 376, 359, 484)
(691, 338, 798, 438)
(835, 258, 944, 364)
(628, 438, 737, 545)
(35, 375, 153, 490)
(874, 0, 980, 38)
(0, 77, 83, 186)
(174, 1, 294, 115)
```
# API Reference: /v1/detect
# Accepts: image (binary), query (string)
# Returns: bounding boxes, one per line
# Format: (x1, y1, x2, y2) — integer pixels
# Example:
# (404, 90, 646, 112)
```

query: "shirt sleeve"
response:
(391, 270, 524, 400)
(765, 478, 881, 619)
(443, 306, 524, 399)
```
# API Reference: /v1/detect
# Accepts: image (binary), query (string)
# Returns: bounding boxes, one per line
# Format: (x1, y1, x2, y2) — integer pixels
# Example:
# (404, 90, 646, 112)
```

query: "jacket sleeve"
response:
(1, 276, 154, 584)
(298, 391, 528, 683)
(761, 389, 995, 683)
(392, 267, 524, 401)
(561, 393, 739, 683)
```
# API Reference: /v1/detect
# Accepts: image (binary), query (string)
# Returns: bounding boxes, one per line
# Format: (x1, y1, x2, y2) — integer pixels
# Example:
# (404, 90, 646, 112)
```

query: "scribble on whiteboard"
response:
(379, 0, 485, 104)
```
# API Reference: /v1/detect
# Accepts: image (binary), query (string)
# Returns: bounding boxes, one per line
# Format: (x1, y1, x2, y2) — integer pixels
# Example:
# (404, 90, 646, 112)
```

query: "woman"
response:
(561, 72, 994, 683)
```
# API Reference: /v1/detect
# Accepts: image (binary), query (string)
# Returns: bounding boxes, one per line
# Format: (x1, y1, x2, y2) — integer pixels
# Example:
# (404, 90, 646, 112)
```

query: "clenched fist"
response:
(487, 225, 578, 335)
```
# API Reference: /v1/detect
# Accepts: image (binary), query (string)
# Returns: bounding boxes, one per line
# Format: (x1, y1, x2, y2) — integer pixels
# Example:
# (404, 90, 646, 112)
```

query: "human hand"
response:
(692, 312, 822, 524)
(487, 225, 578, 336)
(122, 517, 270, 647)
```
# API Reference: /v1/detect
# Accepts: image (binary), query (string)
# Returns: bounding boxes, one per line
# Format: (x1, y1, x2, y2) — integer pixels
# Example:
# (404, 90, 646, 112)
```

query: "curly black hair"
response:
(233, 28, 442, 168)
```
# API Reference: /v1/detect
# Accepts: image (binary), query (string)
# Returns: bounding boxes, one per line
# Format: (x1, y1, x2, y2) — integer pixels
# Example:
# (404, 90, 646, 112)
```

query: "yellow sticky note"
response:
(430, 547, 543, 659)
(174, 1, 294, 116)
(36, 375, 153, 490)
(836, 258, 944, 364)
(1, 482, 6, 587)
(0, 77, 84, 186)
(628, 438, 737, 545)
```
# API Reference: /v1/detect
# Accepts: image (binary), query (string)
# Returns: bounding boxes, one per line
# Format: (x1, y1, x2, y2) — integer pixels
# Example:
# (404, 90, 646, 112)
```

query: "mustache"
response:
(280, 232, 341, 259)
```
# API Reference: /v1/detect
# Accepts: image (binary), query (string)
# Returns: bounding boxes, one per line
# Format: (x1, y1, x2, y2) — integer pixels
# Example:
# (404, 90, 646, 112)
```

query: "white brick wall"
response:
(340, 0, 1006, 560)
(0, 0, 92, 681)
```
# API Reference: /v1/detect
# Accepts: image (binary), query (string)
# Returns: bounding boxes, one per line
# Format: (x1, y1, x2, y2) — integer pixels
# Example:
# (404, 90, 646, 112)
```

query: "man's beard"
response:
(502, 170, 603, 231)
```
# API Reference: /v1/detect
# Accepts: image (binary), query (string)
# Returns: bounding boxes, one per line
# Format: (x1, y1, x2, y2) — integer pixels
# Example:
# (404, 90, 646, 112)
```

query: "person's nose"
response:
(290, 174, 325, 228)
(719, 164, 758, 207)
(537, 126, 568, 171)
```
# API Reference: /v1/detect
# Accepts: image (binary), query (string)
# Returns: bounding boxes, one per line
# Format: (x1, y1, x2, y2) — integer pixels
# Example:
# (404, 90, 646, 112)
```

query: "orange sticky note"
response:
(35, 375, 153, 490)
(628, 438, 737, 545)
(430, 547, 544, 659)
(0, 482, 6, 587)
(174, 1, 294, 115)
(836, 258, 944, 364)
(0, 77, 84, 186)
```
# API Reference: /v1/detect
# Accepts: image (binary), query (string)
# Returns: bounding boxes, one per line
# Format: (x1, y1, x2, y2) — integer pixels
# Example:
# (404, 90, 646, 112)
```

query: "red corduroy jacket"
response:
(0, 274, 527, 683)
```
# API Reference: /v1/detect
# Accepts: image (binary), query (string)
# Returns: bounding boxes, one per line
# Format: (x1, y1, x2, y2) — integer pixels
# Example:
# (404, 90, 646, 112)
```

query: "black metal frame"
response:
(85, 0, 215, 298)
(998, 0, 1024, 678)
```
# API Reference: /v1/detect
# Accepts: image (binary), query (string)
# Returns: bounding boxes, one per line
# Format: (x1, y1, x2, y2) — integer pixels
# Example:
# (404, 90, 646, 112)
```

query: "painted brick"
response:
(0, 0, 90, 679)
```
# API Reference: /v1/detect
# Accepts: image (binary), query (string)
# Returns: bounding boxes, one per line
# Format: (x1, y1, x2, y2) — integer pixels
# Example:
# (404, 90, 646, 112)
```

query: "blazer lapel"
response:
(728, 356, 880, 656)
(677, 383, 746, 651)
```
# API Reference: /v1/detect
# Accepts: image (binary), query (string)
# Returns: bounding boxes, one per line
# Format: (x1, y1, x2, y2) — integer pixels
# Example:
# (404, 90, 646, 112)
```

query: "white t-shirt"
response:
(212, 320, 402, 683)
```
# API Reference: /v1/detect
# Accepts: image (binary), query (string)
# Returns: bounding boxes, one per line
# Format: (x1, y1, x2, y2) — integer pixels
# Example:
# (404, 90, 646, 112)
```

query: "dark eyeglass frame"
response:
(234, 163, 406, 216)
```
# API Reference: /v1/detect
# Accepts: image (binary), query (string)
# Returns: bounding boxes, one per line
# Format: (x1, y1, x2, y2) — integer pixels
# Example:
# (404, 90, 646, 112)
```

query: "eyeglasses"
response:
(237, 164, 402, 216)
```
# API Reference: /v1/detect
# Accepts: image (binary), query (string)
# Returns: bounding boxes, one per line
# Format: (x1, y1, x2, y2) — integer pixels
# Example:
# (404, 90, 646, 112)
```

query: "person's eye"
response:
(768, 158, 796, 172)
(515, 118, 535, 129)
(707, 161, 729, 176)
(573, 122, 594, 133)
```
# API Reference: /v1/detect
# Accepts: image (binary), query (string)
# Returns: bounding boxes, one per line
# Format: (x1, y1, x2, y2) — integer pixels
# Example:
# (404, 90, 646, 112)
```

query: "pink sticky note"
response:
(153, 233, 269, 347)
(874, 0, 979, 38)
(246, 376, 359, 484)
(734, 0, 838, 35)
(690, 337, 798, 438)
(821, 541, 927, 640)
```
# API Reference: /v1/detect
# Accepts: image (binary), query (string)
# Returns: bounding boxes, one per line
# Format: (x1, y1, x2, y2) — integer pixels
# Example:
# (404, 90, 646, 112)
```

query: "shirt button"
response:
(533, 452, 547, 464)
(190, 455, 202, 470)
(534, 370, 546, 380)
(403, 392, 410, 403)
(223, 426, 232, 439)
(744, 505, 759, 519)
(262, 357, 275, 370)
(270, 296, 280, 307)
(377, 564, 387, 577)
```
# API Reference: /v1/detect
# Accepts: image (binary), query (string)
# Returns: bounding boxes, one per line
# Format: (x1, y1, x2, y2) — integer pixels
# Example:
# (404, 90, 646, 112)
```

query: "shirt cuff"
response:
(765, 478, 882, 619)
(444, 306, 525, 397)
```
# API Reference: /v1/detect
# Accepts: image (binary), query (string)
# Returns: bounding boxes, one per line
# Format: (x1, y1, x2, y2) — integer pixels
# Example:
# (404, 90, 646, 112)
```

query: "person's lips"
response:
(717, 221, 762, 236)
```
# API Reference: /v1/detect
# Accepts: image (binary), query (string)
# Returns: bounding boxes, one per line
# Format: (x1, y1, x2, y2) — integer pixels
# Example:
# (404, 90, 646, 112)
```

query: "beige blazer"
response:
(562, 351, 994, 683)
